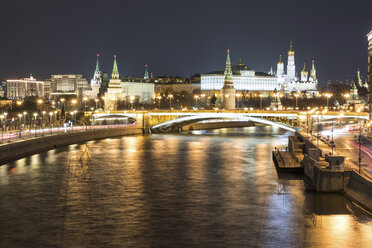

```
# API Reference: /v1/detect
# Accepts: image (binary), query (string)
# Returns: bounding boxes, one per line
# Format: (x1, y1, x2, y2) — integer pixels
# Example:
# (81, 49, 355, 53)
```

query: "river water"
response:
(0, 127, 371, 248)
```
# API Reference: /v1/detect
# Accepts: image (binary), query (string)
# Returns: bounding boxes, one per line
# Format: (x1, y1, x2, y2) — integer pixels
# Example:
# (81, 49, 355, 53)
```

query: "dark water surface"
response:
(0, 127, 371, 248)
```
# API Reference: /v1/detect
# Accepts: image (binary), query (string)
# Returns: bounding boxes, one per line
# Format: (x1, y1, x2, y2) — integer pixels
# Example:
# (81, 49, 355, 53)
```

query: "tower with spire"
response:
(104, 54, 125, 110)
(144, 64, 149, 80)
(221, 49, 236, 110)
(286, 42, 296, 82)
(89, 53, 102, 98)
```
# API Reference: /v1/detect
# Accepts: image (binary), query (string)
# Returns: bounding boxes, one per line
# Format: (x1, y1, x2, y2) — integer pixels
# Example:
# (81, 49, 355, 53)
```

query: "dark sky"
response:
(0, 0, 372, 86)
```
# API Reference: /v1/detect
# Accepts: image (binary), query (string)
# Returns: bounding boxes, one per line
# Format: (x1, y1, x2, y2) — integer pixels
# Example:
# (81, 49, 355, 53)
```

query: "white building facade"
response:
(6, 75, 44, 99)
(201, 44, 318, 95)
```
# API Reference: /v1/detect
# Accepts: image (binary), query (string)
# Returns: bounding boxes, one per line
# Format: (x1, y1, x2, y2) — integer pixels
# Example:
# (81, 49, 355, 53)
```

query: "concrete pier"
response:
(275, 132, 372, 211)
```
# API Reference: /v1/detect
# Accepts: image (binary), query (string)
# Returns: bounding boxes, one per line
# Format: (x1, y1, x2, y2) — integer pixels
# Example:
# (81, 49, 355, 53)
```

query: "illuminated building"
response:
(121, 66, 155, 103)
(221, 49, 236, 110)
(201, 43, 318, 96)
(104, 55, 125, 110)
(48, 74, 89, 99)
(6, 75, 44, 99)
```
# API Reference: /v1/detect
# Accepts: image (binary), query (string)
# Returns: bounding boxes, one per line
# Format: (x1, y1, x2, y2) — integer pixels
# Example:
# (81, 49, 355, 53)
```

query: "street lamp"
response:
(324, 93, 332, 109)
(83, 96, 88, 110)
(156, 96, 162, 109)
(130, 95, 135, 110)
(168, 94, 173, 110)
(95, 98, 99, 110)
(42, 111, 46, 135)
(23, 111, 27, 130)
(259, 94, 264, 110)
(71, 99, 77, 109)
(49, 112, 53, 134)
(294, 93, 300, 110)
(4, 112, 7, 134)
(70, 111, 74, 132)
(358, 121, 365, 174)
(18, 114, 22, 138)
(194, 95, 199, 109)
(0, 115, 4, 142)
(33, 113, 38, 137)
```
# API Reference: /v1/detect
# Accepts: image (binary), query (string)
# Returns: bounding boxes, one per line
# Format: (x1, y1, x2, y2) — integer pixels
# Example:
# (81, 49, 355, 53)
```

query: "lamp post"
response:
(324, 93, 332, 109)
(83, 96, 88, 110)
(0, 115, 4, 142)
(315, 111, 320, 146)
(259, 94, 264, 110)
(18, 114, 22, 138)
(70, 112, 74, 132)
(95, 98, 99, 110)
(294, 93, 300, 110)
(60, 98, 65, 109)
(157, 96, 162, 109)
(23, 111, 27, 130)
(168, 94, 173, 110)
(4, 112, 7, 134)
(130, 95, 135, 110)
(33, 113, 38, 137)
(42, 111, 46, 135)
(71, 99, 77, 110)
(236, 93, 241, 108)
(194, 95, 199, 109)
(358, 121, 364, 174)
(49, 112, 53, 134)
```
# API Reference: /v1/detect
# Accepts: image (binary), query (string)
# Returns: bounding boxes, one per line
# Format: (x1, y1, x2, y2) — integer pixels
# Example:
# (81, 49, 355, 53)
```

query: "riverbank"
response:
(274, 132, 372, 212)
(0, 126, 143, 164)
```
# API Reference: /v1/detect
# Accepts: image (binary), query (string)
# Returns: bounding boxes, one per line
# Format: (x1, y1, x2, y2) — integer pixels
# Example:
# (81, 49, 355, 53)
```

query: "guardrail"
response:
(0, 124, 136, 145)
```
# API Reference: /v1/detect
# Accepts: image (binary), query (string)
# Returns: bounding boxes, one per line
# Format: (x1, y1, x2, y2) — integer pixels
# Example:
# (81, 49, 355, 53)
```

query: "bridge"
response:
(91, 110, 369, 133)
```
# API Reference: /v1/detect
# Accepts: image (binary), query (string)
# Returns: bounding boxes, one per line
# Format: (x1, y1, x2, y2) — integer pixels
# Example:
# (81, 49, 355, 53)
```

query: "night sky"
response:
(0, 0, 372, 86)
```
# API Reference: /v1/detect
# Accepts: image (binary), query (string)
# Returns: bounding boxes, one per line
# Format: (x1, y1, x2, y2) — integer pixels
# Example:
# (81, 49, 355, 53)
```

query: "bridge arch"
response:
(151, 113, 296, 133)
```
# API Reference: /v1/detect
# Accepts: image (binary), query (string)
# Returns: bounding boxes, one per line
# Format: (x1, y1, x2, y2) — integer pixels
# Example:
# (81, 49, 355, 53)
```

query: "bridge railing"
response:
(0, 124, 136, 146)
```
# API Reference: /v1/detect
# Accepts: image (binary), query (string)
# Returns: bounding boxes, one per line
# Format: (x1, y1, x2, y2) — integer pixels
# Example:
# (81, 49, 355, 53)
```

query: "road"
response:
(316, 129, 372, 175)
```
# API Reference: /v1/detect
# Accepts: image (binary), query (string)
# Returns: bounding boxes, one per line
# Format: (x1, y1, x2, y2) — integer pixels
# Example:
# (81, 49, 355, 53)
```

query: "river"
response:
(0, 126, 371, 247)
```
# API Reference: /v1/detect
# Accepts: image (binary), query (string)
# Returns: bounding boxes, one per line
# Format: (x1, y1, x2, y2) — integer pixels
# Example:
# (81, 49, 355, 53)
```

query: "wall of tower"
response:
(286, 54, 296, 82)
(221, 86, 236, 110)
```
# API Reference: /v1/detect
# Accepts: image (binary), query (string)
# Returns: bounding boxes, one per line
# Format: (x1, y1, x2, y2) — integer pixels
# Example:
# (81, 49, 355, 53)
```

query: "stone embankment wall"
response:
(290, 132, 372, 211)
(344, 171, 372, 211)
(0, 127, 143, 164)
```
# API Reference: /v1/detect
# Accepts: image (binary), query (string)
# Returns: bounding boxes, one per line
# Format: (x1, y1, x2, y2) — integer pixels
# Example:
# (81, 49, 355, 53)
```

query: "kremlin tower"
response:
(286, 42, 296, 82)
(144, 64, 149, 80)
(104, 54, 125, 110)
(221, 49, 236, 110)
(90, 53, 102, 98)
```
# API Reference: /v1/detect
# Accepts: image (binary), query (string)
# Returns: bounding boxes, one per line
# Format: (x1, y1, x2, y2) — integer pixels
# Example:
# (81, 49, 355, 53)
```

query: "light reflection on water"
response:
(0, 126, 371, 248)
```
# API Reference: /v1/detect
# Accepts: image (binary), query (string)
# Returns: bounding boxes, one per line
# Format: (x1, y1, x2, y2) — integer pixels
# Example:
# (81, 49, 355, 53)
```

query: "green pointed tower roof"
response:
(96, 53, 100, 71)
(144, 64, 149, 80)
(224, 49, 233, 80)
(112, 54, 119, 79)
